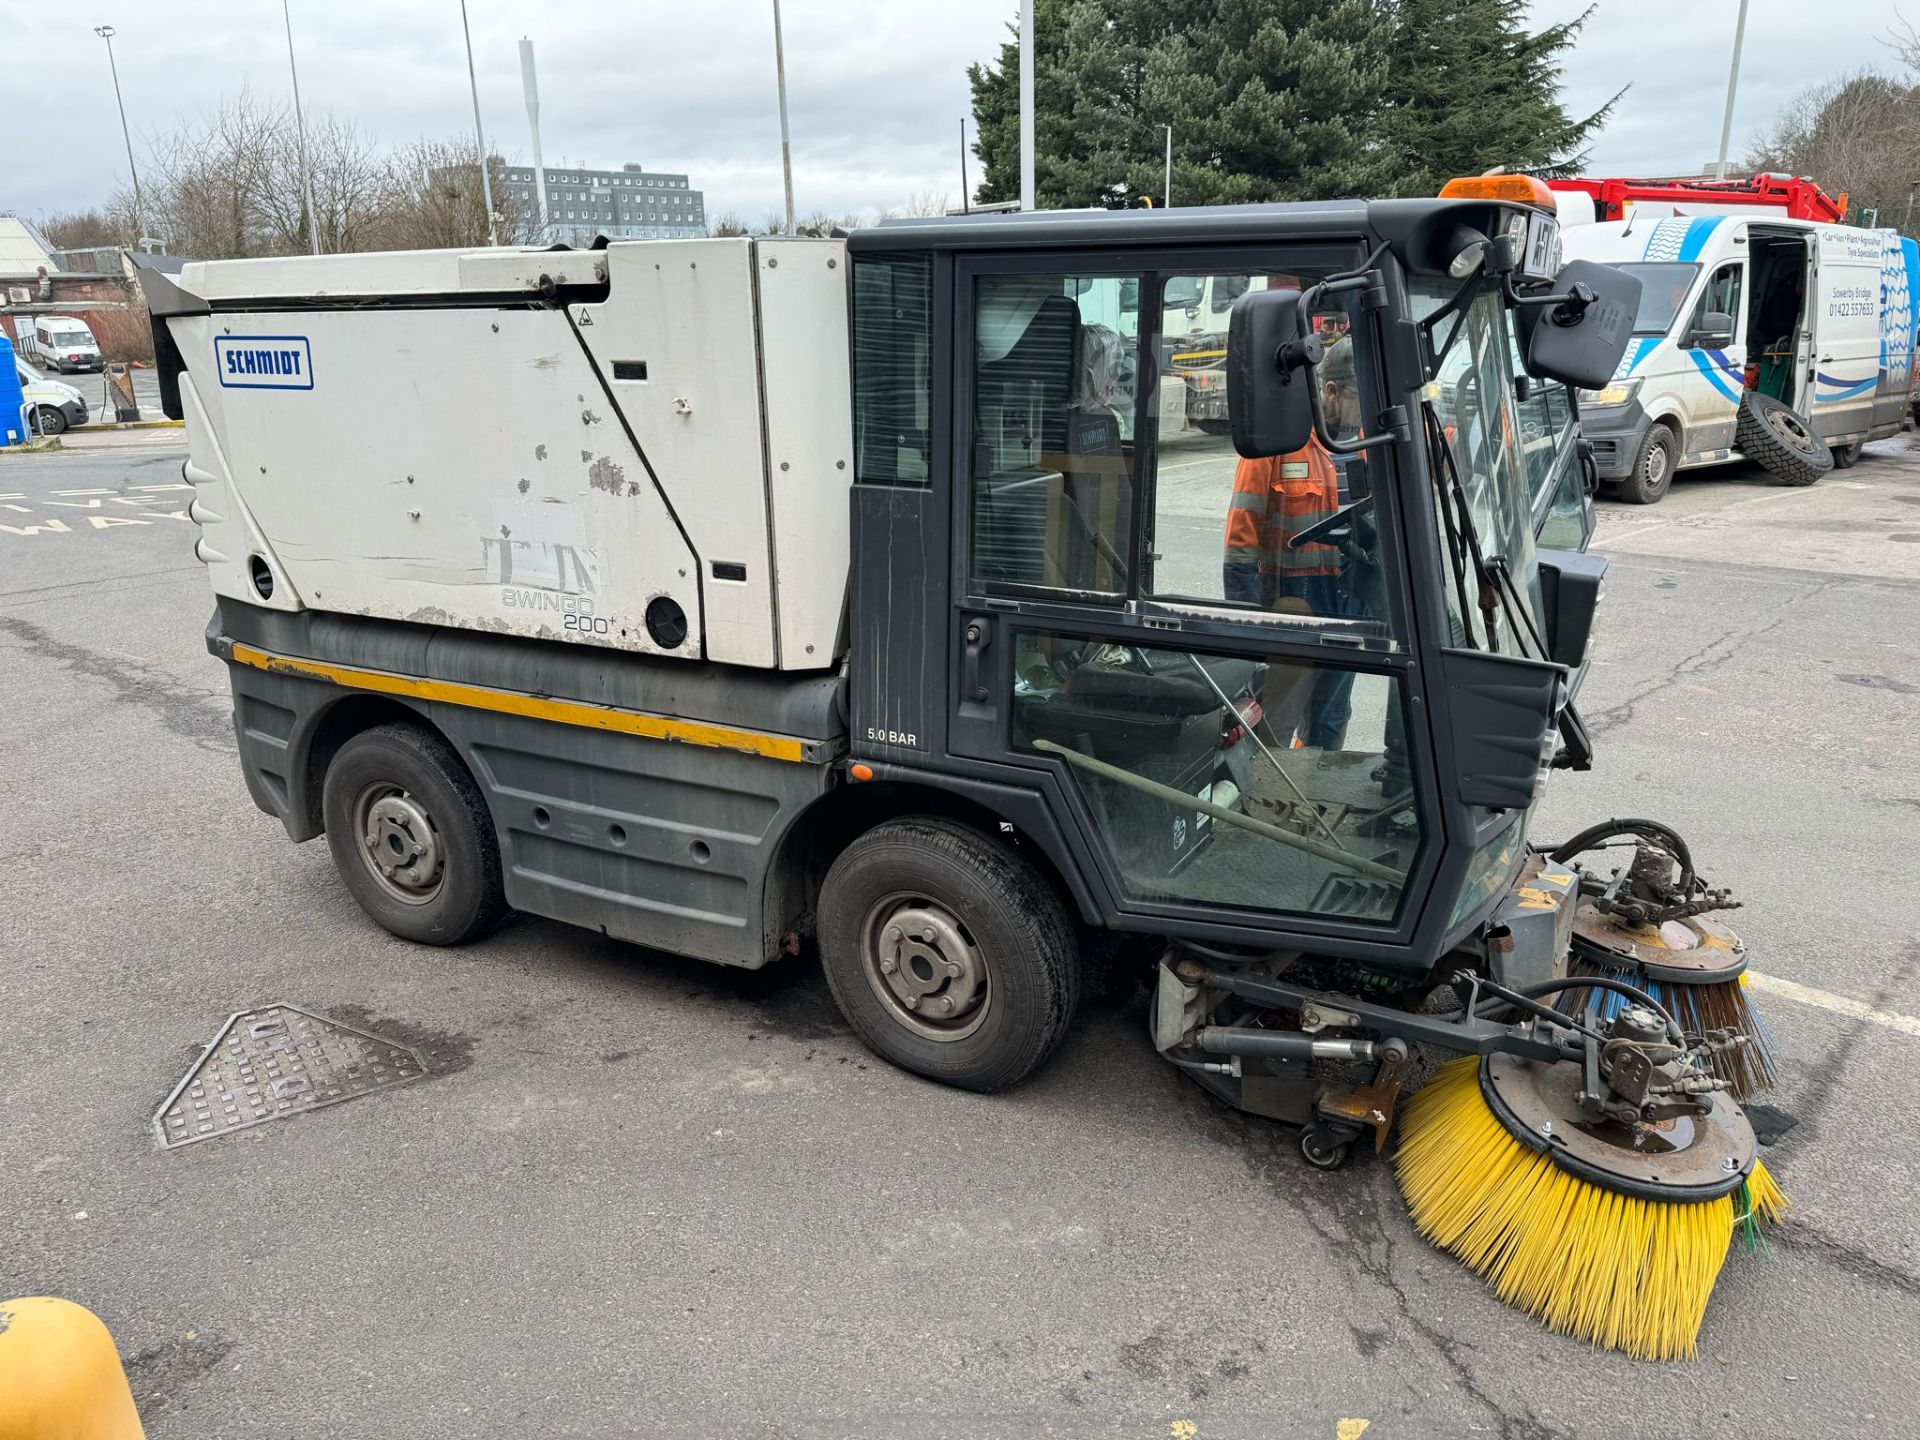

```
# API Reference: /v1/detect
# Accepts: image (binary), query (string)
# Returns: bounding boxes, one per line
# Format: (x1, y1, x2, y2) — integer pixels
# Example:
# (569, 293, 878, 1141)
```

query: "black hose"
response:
(1547, 817, 1696, 893)
(1505, 974, 1681, 1040)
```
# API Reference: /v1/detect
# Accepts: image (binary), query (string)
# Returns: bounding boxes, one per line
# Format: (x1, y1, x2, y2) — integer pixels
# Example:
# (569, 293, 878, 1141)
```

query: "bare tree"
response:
(898, 190, 952, 218)
(709, 212, 749, 237)
(38, 210, 128, 249)
(1748, 69, 1920, 229)
(371, 138, 522, 251)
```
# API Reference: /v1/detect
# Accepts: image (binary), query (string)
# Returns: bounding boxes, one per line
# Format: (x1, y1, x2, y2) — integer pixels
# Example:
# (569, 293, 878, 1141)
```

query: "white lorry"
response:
(1560, 215, 1919, 501)
(18, 314, 106, 374)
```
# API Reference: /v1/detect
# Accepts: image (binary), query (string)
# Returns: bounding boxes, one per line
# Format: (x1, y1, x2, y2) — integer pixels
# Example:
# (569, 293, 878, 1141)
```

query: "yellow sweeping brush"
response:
(1398, 1056, 1786, 1362)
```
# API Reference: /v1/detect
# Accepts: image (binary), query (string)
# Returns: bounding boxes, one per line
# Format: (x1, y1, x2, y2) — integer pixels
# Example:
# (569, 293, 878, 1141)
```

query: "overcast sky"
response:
(5, 0, 1905, 229)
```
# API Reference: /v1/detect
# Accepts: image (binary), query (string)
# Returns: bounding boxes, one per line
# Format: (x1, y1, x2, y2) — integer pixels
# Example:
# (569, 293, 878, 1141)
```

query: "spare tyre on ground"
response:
(1736, 391, 1833, 486)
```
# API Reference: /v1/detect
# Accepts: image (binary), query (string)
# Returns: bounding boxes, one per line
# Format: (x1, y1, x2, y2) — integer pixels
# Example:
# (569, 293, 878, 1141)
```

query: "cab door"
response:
(945, 249, 1439, 952)
(1809, 228, 1884, 441)
(1675, 259, 1745, 457)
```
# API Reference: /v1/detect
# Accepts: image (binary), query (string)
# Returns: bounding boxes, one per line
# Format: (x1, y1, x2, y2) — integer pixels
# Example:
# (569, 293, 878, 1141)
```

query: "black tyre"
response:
(1736, 392, 1832, 486)
(817, 817, 1081, 1092)
(1830, 439, 1865, 469)
(1616, 421, 1676, 505)
(33, 406, 67, 437)
(1195, 417, 1233, 436)
(320, 723, 507, 945)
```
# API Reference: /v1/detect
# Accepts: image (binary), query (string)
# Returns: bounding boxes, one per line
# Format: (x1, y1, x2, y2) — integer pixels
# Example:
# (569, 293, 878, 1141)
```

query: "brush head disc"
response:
(1480, 1052, 1755, 1203)
(1573, 905, 1747, 986)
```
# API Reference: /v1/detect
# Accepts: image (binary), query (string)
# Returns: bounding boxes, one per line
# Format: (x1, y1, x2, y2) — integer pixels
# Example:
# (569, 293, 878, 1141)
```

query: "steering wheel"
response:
(1286, 494, 1374, 551)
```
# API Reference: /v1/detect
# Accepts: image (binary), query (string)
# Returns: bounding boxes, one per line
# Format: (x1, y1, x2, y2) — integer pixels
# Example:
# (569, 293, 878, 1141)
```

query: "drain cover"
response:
(153, 1004, 427, 1148)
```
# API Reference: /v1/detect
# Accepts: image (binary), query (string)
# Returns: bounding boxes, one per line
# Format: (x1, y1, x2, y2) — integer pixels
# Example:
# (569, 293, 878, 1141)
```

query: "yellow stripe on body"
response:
(227, 642, 809, 763)
(1170, 348, 1226, 364)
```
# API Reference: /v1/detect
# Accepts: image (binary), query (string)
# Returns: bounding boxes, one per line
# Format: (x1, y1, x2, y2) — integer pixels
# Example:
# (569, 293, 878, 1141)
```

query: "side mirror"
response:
(1227, 289, 1317, 458)
(1684, 312, 1735, 349)
(1522, 259, 1643, 391)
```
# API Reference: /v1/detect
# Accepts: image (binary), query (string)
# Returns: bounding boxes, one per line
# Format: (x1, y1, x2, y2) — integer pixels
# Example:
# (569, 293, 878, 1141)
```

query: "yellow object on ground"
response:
(0, 1298, 145, 1440)
(1395, 1058, 1785, 1362)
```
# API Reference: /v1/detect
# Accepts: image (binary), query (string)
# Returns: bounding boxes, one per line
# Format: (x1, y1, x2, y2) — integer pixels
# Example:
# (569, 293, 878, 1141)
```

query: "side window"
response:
(1508, 334, 1573, 497)
(968, 273, 1139, 593)
(1537, 456, 1593, 552)
(852, 255, 932, 485)
(1144, 271, 1384, 636)
(1012, 632, 1420, 920)
(1683, 263, 1742, 347)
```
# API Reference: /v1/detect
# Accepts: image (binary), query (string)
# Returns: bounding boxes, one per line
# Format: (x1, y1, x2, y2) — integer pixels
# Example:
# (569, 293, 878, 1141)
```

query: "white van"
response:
(21, 315, 105, 374)
(13, 357, 90, 435)
(1561, 215, 1919, 501)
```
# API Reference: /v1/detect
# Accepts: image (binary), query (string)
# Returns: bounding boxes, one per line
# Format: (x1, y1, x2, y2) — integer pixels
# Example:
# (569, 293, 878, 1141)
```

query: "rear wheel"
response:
(33, 406, 67, 437)
(1830, 439, 1865, 469)
(320, 723, 507, 945)
(817, 818, 1081, 1092)
(1616, 421, 1676, 505)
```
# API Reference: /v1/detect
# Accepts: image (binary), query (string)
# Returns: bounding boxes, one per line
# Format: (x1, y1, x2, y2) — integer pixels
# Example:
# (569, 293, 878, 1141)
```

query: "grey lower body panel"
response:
(213, 600, 845, 969)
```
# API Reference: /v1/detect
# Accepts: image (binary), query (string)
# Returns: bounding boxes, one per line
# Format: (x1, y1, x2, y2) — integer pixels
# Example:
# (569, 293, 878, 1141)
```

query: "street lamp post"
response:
(1163, 124, 1173, 209)
(458, 0, 499, 245)
(1713, 0, 1751, 182)
(93, 25, 145, 242)
(1018, 0, 1035, 211)
(1905, 180, 1919, 237)
(281, 0, 321, 255)
(770, 0, 795, 233)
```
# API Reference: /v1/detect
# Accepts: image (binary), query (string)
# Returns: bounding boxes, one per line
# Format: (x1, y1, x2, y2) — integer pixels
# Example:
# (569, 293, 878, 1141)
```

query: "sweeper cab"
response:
(138, 172, 1780, 1360)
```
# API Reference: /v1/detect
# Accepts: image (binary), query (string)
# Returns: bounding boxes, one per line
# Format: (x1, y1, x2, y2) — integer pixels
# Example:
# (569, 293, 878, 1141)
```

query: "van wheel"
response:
(1830, 439, 1864, 469)
(1736, 391, 1832, 486)
(1616, 422, 1675, 505)
(320, 723, 507, 945)
(817, 818, 1081, 1092)
(33, 406, 67, 437)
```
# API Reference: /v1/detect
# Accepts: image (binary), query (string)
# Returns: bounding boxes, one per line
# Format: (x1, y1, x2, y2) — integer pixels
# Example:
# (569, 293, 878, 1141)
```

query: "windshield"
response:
(51, 332, 92, 347)
(1410, 279, 1542, 656)
(1616, 262, 1700, 336)
(17, 359, 45, 384)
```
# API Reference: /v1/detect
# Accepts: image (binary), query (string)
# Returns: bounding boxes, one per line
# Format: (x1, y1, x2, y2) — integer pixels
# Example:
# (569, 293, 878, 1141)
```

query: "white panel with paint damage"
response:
(177, 303, 702, 657)
(168, 235, 861, 669)
(573, 239, 779, 667)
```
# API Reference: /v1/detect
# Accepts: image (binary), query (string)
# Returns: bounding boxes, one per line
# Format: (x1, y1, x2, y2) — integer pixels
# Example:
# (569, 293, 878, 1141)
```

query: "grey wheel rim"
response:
(1643, 440, 1669, 487)
(858, 891, 991, 1042)
(352, 782, 445, 905)
(1764, 408, 1817, 455)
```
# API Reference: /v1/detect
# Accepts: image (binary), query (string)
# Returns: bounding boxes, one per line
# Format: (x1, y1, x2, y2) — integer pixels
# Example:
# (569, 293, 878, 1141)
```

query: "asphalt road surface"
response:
(3, 432, 1918, 1439)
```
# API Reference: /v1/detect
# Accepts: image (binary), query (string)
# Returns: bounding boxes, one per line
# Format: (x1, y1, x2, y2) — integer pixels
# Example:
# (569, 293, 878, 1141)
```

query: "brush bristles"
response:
(1397, 1058, 1782, 1361)
(1568, 955, 1778, 1097)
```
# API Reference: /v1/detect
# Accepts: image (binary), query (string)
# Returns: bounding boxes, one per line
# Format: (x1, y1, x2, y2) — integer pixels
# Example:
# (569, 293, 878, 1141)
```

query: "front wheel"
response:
(320, 723, 507, 945)
(817, 818, 1081, 1092)
(1616, 422, 1676, 505)
(33, 406, 67, 437)
(1830, 439, 1865, 469)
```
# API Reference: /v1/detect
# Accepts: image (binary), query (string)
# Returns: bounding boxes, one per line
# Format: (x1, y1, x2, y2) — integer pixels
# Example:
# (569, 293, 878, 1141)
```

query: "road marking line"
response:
(1746, 971, 1920, 1040)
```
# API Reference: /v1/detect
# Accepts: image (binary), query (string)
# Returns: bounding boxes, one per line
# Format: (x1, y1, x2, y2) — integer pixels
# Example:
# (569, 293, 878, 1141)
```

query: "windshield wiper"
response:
(1422, 401, 1500, 651)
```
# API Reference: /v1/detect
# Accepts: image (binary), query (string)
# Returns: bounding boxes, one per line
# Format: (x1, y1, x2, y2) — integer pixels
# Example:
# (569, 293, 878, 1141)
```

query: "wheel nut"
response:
(903, 996, 919, 1010)
(937, 996, 954, 1014)
(880, 958, 897, 975)
(945, 961, 962, 978)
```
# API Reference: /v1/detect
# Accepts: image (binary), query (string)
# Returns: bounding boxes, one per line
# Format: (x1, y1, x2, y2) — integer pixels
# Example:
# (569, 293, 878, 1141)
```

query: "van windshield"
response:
(50, 331, 92, 346)
(1616, 262, 1700, 335)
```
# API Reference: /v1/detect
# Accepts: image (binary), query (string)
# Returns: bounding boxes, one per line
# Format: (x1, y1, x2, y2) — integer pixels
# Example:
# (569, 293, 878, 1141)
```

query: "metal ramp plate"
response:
(154, 1004, 427, 1149)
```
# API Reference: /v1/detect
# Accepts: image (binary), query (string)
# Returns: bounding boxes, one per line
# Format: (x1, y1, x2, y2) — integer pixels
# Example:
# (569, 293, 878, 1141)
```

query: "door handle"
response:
(962, 620, 993, 703)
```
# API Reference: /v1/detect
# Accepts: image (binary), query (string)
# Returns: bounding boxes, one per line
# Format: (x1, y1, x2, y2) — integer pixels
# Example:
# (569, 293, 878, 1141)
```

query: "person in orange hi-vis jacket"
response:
(1221, 336, 1364, 750)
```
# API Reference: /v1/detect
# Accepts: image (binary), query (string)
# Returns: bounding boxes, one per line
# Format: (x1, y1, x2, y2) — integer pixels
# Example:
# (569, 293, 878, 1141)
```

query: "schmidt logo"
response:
(214, 335, 314, 391)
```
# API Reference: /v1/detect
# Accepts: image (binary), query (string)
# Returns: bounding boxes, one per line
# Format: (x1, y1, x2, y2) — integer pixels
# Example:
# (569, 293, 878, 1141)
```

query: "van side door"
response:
(1809, 227, 1884, 443)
